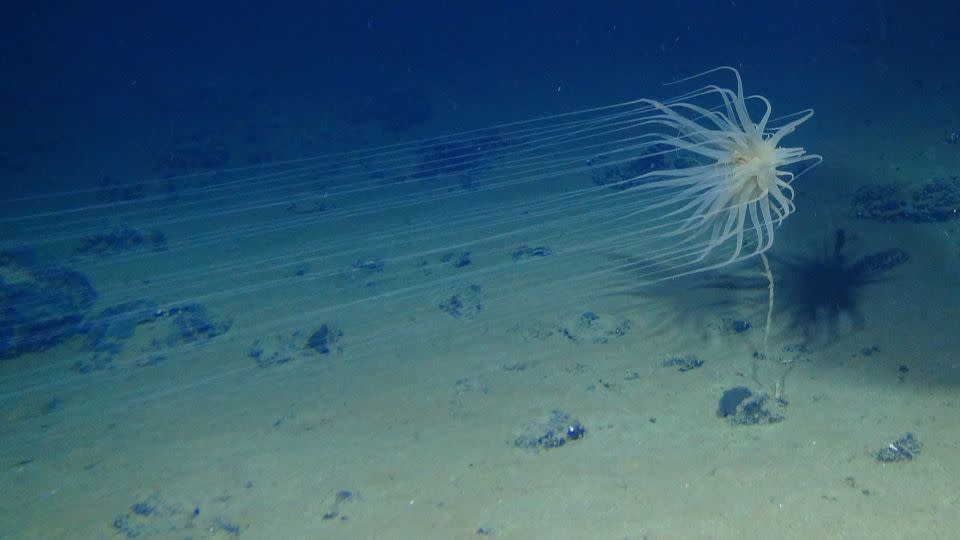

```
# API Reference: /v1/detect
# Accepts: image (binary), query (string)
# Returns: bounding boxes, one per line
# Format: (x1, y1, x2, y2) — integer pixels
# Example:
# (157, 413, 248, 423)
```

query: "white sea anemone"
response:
(612, 67, 821, 280)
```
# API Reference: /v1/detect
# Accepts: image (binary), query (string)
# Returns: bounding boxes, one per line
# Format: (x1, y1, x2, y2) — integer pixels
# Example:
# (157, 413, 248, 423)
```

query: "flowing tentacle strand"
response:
(0, 68, 819, 459)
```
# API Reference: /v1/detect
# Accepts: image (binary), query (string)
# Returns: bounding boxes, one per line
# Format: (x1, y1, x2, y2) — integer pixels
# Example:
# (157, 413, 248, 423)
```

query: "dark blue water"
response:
(5, 1, 957, 157)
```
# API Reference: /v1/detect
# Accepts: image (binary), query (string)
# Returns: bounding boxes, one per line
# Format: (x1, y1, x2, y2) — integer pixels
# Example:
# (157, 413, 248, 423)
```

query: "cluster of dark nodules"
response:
(852, 176, 960, 222)
(352, 257, 385, 274)
(163, 304, 232, 345)
(78, 300, 160, 371)
(248, 337, 295, 368)
(511, 244, 552, 261)
(898, 363, 910, 382)
(439, 284, 485, 319)
(0, 259, 228, 369)
(443, 298, 463, 313)
(876, 432, 922, 463)
(513, 410, 587, 451)
(731, 319, 752, 333)
(249, 326, 343, 367)
(321, 489, 359, 523)
(559, 311, 630, 344)
(717, 387, 785, 425)
(75, 301, 232, 372)
(306, 323, 343, 355)
(442, 251, 472, 268)
(711, 317, 753, 336)
(0, 247, 218, 369)
(851, 249, 910, 275)
(342, 257, 385, 288)
(782, 343, 810, 354)
(661, 355, 704, 372)
(113, 493, 240, 539)
(1, 248, 97, 360)
(75, 225, 167, 255)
